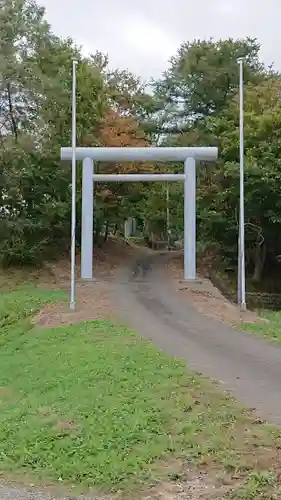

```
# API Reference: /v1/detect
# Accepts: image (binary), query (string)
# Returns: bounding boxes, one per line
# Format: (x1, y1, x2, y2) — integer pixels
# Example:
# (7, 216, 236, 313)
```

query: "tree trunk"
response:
(94, 220, 102, 247)
(103, 221, 109, 242)
(7, 82, 18, 142)
(252, 242, 266, 283)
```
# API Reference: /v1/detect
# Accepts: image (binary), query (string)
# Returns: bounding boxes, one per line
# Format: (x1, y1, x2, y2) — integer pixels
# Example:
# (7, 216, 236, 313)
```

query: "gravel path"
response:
(0, 484, 106, 500)
(115, 262, 281, 425)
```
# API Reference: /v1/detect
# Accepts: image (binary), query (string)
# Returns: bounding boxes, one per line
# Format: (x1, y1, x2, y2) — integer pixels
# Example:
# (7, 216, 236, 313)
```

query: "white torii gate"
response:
(60, 145, 218, 290)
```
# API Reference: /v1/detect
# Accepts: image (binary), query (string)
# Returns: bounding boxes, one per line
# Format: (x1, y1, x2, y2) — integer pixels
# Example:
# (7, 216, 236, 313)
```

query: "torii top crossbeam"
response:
(60, 146, 218, 162)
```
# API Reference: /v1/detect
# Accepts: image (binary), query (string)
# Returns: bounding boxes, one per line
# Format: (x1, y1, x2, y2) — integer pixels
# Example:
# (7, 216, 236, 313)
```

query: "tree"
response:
(153, 37, 267, 135)
(92, 110, 154, 243)
(0, 0, 107, 263)
(0, 0, 157, 264)
(196, 76, 281, 284)
(0, 0, 52, 141)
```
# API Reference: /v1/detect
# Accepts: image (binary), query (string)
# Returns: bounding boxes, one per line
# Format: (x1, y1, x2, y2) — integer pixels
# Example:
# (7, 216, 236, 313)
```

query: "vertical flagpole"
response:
(70, 59, 77, 310)
(238, 58, 246, 311)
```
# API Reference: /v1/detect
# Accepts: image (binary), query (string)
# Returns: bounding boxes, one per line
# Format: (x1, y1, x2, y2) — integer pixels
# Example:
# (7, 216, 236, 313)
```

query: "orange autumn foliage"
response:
(100, 111, 148, 147)
(99, 111, 154, 174)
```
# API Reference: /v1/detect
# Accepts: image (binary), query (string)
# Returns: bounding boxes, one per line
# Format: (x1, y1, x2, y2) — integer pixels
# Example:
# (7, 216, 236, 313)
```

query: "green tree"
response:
(0, 0, 154, 264)
(197, 76, 281, 285)
(0, 0, 52, 140)
(0, 0, 105, 264)
(154, 37, 266, 128)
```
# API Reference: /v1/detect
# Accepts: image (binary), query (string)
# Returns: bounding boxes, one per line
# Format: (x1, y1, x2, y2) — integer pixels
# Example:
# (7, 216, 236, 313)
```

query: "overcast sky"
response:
(40, 0, 280, 81)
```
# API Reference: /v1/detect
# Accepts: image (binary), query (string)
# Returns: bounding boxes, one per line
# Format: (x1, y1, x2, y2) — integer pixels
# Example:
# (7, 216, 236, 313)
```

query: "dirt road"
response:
(115, 261, 281, 425)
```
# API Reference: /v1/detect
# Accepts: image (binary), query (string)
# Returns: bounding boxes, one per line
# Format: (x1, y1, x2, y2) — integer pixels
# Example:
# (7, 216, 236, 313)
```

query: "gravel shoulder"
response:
(0, 483, 106, 500)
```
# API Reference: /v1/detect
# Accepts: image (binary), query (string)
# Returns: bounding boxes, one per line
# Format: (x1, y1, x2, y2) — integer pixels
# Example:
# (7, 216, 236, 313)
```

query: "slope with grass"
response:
(243, 310, 281, 343)
(1, 288, 281, 499)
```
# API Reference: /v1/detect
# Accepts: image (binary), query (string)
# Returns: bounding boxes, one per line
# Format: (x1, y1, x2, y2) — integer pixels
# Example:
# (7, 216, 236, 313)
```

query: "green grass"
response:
(1, 289, 281, 499)
(243, 310, 281, 343)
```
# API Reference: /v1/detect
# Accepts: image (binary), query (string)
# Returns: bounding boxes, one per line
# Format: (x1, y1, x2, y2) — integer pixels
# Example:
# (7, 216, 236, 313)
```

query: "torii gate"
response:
(60, 145, 218, 287)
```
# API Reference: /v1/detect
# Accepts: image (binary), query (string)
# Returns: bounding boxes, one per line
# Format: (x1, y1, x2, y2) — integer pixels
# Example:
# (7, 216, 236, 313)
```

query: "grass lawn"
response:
(1, 289, 281, 499)
(243, 310, 281, 343)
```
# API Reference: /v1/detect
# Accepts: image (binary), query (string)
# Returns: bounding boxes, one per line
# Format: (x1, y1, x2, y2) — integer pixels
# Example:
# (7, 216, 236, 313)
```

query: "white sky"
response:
(40, 0, 281, 81)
